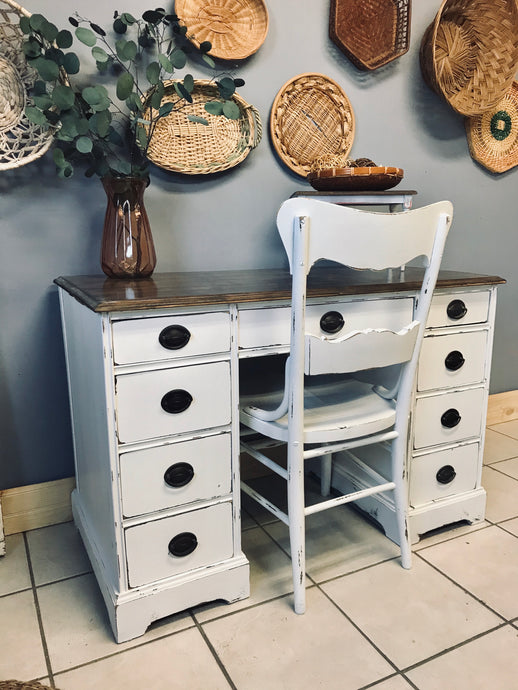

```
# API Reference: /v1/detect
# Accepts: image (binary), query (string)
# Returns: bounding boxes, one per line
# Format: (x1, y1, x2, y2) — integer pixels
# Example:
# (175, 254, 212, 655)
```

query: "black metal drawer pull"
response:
(161, 389, 193, 414)
(168, 532, 198, 557)
(436, 465, 456, 484)
(158, 324, 191, 350)
(441, 408, 461, 428)
(320, 311, 345, 334)
(446, 299, 467, 320)
(444, 350, 465, 371)
(164, 462, 194, 488)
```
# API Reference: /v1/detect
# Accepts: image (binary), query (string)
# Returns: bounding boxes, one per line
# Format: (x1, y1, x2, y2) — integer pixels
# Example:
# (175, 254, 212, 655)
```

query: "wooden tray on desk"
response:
(308, 166, 404, 191)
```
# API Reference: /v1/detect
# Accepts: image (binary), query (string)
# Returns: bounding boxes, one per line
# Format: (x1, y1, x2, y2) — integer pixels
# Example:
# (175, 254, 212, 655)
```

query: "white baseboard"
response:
(0, 390, 516, 538)
(1, 477, 76, 536)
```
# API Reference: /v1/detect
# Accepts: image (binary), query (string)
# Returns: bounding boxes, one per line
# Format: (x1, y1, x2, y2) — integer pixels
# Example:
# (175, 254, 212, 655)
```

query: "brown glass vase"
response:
(100, 175, 157, 279)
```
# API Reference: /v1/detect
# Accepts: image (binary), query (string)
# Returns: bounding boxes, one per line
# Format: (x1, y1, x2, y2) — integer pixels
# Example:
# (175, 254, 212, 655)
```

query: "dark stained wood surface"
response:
(55, 268, 506, 313)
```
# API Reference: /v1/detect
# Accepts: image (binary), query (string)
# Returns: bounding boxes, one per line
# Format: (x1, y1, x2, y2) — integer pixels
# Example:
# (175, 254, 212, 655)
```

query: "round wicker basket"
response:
(141, 80, 262, 174)
(465, 81, 518, 174)
(269, 73, 355, 178)
(0, 0, 55, 170)
(175, 0, 269, 60)
(419, 0, 518, 117)
(0, 682, 57, 690)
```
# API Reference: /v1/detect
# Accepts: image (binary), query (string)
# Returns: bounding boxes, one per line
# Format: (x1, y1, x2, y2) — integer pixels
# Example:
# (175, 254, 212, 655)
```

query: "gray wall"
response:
(1, 0, 516, 490)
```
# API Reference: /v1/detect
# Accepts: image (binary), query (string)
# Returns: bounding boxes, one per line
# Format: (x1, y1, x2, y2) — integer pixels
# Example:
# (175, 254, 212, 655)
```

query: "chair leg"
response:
(287, 442, 306, 614)
(391, 436, 412, 569)
(320, 453, 332, 496)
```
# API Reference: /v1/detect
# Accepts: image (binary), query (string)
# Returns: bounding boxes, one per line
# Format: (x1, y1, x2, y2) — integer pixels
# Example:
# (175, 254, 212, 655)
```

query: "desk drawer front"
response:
(427, 291, 490, 328)
(414, 387, 485, 449)
(125, 501, 233, 587)
(410, 443, 479, 506)
(112, 312, 231, 365)
(115, 361, 231, 443)
(239, 297, 414, 350)
(417, 330, 488, 391)
(120, 433, 231, 517)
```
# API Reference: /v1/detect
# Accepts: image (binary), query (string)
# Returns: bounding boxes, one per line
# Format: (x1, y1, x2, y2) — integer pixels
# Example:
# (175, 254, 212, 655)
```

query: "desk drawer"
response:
(239, 297, 413, 350)
(413, 387, 486, 449)
(427, 291, 490, 328)
(112, 311, 230, 365)
(120, 433, 231, 517)
(125, 501, 233, 587)
(417, 330, 488, 391)
(115, 361, 231, 443)
(410, 443, 479, 506)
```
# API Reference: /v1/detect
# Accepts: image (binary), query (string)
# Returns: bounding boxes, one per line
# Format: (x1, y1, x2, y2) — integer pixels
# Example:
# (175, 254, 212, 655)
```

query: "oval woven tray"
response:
(141, 80, 262, 175)
(175, 0, 269, 60)
(307, 166, 404, 191)
(270, 73, 355, 178)
(420, 0, 518, 116)
(465, 81, 518, 173)
(329, 0, 411, 70)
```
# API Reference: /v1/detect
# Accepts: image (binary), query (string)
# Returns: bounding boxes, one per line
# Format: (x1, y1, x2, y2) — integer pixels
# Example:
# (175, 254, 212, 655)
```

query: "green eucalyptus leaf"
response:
(25, 106, 48, 126)
(187, 114, 208, 125)
(58, 162, 74, 178)
(63, 52, 80, 75)
(174, 81, 192, 102)
(68, 16, 79, 28)
(40, 20, 59, 43)
(146, 61, 161, 85)
(217, 77, 235, 100)
(90, 110, 111, 137)
(113, 18, 127, 34)
(183, 73, 194, 93)
(29, 14, 46, 32)
(33, 93, 52, 109)
(121, 12, 137, 24)
(82, 86, 102, 105)
(122, 40, 137, 61)
(56, 30, 73, 49)
(126, 93, 143, 113)
(52, 148, 66, 166)
(150, 82, 164, 110)
(170, 48, 187, 69)
(32, 81, 48, 96)
(199, 41, 211, 53)
(158, 53, 173, 73)
(158, 102, 174, 117)
(52, 84, 75, 110)
(136, 125, 149, 150)
(201, 53, 216, 69)
(44, 109, 61, 125)
(19, 16, 31, 34)
(89, 22, 106, 37)
(92, 46, 109, 63)
(33, 58, 60, 81)
(112, 159, 132, 175)
(22, 39, 42, 60)
(76, 117, 90, 135)
(45, 47, 65, 66)
(234, 77, 245, 87)
(222, 99, 240, 119)
(204, 101, 224, 116)
(116, 71, 134, 101)
(76, 136, 93, 153)
(108, 129, 124, 147)
(59, 114, 79, 138)
(75, 27, 97, 47)
(142, 9, 163, 24)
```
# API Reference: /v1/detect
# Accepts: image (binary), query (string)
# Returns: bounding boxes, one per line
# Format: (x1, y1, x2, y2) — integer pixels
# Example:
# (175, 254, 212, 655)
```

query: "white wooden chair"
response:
(240, 197, 453, 614)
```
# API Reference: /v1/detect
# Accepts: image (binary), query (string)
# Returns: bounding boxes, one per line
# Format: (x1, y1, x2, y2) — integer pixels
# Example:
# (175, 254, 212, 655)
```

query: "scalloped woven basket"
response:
(270, 73, 355, 177)
(0, 0, 55, 170)
(141, 80, 262, 174)
(175, 0, 269, 60)
(420, 0, 518, 116)
(465, 81, 518, 173)
(0, 682, 57, 690)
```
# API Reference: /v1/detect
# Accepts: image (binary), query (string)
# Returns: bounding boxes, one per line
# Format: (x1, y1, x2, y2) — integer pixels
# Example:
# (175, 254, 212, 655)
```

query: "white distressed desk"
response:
(55, 266, 504, 642)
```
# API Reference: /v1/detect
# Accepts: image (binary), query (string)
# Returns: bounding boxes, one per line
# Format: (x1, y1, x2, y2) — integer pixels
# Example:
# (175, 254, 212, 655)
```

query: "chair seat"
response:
(240, 377, 396, 444)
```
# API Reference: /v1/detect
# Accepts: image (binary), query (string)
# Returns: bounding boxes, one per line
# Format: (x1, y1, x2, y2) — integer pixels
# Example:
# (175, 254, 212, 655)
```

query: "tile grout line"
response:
(23, 532, 56, 688)
(192, 615, 238, 690)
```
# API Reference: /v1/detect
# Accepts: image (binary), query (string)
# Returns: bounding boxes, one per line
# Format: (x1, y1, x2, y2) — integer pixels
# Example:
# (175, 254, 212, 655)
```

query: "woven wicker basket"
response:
(329, 0, 411, 71)
(270, 73, 355, 178)
(0, 682, 57, 690)
(465, 81, 518, 173)
(175, 0, 269, 60)
(420, 0, 518, 117)
(0, 0, 55, 170)
(141, 80, 262, 174)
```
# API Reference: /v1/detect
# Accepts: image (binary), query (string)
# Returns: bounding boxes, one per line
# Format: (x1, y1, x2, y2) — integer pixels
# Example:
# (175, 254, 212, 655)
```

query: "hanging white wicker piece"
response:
(0, 0, 55, 170)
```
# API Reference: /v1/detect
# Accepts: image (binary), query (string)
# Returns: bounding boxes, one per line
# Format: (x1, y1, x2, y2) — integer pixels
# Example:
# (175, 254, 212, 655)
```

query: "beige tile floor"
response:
(1, 421, 518, 689)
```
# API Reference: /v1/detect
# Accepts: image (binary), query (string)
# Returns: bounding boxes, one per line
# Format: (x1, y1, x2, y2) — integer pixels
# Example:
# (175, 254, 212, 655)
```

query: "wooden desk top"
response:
(55, 268, 506, 313)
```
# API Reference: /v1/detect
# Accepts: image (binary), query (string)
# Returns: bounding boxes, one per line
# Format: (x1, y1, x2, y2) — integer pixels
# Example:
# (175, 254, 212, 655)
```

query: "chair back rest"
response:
(276, 198, 452, 383)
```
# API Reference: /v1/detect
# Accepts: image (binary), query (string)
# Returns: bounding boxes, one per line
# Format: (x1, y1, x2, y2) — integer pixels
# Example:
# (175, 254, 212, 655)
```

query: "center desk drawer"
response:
(112, 312, 230, 365)
(239, 297, 414, 350)
(120, 433, 232, 517)
(125, 501, 233, 588)
(413, 387, 486, 449)
(115, 361, 231, 443)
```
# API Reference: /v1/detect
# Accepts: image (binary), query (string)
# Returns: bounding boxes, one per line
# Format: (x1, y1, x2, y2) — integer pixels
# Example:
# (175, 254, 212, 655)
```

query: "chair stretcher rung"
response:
(241, 481, 289, 525)
(241, 441, 288, 479)
(303, 430, 398, 460)
(304, 481, 396, 516)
